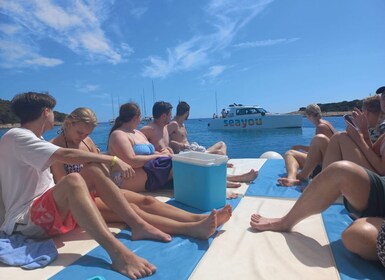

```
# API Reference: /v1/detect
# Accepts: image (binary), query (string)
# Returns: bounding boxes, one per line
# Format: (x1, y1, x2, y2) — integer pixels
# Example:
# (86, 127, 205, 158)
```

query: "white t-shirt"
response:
(0, 128, 59, 234)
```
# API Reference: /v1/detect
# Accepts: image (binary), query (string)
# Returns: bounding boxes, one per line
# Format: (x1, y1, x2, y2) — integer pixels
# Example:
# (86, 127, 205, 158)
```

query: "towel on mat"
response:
(0, 231, 58, 269)
(143, 157, 173, 191)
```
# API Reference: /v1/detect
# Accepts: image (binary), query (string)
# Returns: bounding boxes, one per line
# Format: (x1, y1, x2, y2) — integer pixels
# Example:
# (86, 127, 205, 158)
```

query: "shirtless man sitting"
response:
(167, 101, 226, 155)
(141, 101, 257, 188)
(140, 101, 174, 154)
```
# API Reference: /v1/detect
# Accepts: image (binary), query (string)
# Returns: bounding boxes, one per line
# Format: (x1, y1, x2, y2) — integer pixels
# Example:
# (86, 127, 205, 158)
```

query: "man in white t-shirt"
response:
(0, 92, 171, 278)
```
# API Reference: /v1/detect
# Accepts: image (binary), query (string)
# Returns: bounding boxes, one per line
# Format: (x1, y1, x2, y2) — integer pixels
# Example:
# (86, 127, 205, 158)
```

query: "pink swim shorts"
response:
(30, 188, 77, 236)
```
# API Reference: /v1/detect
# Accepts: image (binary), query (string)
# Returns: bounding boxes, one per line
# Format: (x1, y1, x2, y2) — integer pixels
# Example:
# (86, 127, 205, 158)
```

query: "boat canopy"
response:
(226, 105, 268, 117)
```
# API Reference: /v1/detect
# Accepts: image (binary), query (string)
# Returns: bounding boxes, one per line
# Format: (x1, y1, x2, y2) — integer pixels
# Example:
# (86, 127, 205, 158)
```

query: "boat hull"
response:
(208, 114, 302, 130)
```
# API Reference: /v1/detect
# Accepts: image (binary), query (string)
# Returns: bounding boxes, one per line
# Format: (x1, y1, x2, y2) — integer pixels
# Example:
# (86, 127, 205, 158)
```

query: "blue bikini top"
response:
(133, 143, 155, 155)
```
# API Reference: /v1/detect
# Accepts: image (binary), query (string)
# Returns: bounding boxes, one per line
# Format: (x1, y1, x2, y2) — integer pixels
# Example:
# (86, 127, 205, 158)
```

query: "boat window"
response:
(247, 108, 258, 114)
(256, 108, 268, 114)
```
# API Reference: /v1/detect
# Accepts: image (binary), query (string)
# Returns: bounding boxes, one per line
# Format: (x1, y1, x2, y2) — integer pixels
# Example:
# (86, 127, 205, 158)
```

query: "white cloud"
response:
(25, 56, 63, 67)
(204, 65, 227, 78)
(130, 7, 148, 19)
(0, 0, 133, 68)
(233, 38, 300, 48)
(142, 0, 274, 78)
(77, 84, 101, 93)
(0, 39, 62, 68)
(0, 23, 20, 35)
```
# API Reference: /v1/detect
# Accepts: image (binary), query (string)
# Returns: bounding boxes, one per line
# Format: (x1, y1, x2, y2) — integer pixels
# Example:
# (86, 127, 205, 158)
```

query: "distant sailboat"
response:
(141, 88, 153, 125)
(109, 95, 115, 124)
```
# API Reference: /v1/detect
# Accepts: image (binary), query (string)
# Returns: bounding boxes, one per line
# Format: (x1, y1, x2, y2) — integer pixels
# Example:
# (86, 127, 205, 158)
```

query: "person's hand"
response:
(112, 157, 135, 179)
(351, 107, 368, 132)
(159, 147, 173, 156)
(346, 123, 363, 144)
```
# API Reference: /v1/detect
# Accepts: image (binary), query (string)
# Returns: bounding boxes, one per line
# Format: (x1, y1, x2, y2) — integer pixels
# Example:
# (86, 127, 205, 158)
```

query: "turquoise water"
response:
(0, 116, 346, 159)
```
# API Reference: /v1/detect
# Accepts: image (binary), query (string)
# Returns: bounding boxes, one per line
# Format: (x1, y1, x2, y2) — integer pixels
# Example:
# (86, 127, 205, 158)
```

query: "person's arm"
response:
(350, 108, 372, 148)
(346, 124, 385, 175)
(108, 130, 165, 168)
(50, 148, 135, 178)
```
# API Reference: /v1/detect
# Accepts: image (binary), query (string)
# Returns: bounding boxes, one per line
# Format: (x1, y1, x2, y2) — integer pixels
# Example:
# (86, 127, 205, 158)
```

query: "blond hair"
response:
(305, 104, 322, 118)
(63, 107, 98, 129)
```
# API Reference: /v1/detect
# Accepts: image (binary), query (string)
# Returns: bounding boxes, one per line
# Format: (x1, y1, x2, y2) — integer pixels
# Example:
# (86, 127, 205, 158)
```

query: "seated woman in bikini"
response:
(278, 103, 337, 186)
(108, 102, 258, 191)
(50, 107, 232, 240)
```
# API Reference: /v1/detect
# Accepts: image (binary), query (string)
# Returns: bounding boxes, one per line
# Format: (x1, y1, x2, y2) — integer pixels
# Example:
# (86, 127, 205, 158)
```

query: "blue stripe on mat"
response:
(322, 205, 384, 280)
(246, 159, 303, 198)
(49, 197, 241, 280)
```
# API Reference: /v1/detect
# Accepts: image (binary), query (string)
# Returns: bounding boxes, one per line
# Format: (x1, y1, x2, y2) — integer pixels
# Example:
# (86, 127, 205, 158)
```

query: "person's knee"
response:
(140, 196, 157, 207)
(342, 218, 378, 259)
(312, 134, 329, 145)
(82, 162, 108, 178)
(62, 173, 88, 194)
(326, 161, 357, 177)
(284, 150, 295, 158)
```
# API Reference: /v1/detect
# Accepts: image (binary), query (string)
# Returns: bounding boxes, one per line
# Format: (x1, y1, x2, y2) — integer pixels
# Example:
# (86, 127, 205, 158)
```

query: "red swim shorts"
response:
(30, 188, 77, 236)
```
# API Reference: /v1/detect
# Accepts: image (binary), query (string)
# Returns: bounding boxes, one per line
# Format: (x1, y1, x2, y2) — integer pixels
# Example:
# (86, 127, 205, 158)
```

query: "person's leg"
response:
(296, 134, 330, 180)
(80, 163, 171, 242)
(119, 168, 148, 192)
(342, 217, 384, 261)
(226, 169, 258, 183)
(277, 150, 307, 186)
(250, 161, 371, 232)
(52, 173, 156, 278)
(95, 190, 232, 226)
(207, 141, 227, 155)
(97, 202, 219, 239)
(323, 132, 374, 170)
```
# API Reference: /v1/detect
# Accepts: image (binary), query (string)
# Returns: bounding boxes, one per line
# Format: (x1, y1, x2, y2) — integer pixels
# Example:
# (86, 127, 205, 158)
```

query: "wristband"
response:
(110, 156, 118, 167)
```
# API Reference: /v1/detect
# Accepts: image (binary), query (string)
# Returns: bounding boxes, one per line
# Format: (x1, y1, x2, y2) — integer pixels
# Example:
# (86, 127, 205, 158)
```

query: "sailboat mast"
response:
(152, 80, 156, 103)
(143, 88, 147, 116)
(111, 94, 115, 120)
(215, 91, 218, 115)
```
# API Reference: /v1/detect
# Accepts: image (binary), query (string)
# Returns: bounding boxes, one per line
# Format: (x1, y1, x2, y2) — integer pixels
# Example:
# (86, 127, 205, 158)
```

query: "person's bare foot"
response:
(110, 242, 156, 279)
(242, 169, 259, 182)
(277, 177, 301, 187)
(226, 181, 241, 188)
(131, 222, 172, 242)
(249, 214, 291, 232)
(228, 169, 258, 183)
(217, 204, 232, 226)
(227, 162, 234, 168)
(189, 209, 218, 239)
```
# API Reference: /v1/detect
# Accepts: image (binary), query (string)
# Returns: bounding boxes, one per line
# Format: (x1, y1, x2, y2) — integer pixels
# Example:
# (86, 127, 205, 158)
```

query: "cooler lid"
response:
(172, 151, 228, 166)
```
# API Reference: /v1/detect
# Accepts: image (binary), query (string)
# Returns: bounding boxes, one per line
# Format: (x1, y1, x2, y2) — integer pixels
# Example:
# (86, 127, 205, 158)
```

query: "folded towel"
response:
(0, 231, 58, 269)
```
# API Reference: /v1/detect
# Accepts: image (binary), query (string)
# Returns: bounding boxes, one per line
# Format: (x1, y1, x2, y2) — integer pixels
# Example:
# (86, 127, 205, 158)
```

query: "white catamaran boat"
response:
(208, 104, 302, 130)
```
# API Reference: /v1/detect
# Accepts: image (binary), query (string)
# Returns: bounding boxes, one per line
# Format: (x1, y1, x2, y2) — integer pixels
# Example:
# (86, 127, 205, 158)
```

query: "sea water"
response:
(0, 116, 347, 158)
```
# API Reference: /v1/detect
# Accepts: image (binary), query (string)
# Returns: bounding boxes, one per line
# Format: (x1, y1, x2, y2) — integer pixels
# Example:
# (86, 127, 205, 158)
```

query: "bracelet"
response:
(110, 156, 118, 167)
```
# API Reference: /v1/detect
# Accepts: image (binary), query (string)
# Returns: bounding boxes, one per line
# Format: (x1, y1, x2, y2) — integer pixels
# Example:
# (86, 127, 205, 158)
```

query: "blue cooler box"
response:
(172, 151, 228, 211)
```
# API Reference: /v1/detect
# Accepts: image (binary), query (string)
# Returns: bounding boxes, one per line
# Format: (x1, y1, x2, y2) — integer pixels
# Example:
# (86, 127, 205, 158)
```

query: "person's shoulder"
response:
(50, 135, 62, 146)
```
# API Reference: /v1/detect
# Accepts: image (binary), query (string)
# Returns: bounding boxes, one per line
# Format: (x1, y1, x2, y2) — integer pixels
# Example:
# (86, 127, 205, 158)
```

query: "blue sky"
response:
(0, 0, 384, 121)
